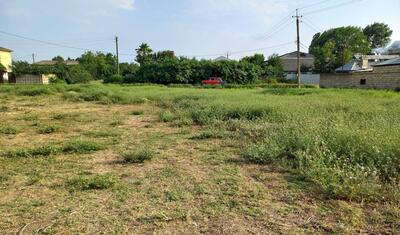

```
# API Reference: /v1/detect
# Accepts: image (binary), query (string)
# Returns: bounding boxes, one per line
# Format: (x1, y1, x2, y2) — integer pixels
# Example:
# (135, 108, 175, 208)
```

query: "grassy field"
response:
(0, 84, 399, 234)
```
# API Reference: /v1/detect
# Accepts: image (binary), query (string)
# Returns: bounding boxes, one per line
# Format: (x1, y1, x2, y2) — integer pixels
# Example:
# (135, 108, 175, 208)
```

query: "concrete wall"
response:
(320, 65, 400, 89)
(0, 51, 12, 73)
(285, 73, 320, 85)
(15, 74, 55, 84)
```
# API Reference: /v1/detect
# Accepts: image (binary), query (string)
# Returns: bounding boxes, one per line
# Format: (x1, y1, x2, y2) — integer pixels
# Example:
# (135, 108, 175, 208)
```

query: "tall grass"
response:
(3, 84, 400, 201)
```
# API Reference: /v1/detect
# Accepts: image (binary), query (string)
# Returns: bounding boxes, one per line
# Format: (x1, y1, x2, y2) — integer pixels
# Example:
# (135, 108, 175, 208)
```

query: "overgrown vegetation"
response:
(1, 84, 399, 233)
(122, 149, 154, 163)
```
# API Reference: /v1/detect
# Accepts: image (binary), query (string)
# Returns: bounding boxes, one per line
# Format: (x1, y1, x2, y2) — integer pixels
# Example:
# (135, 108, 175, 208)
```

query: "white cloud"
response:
(109, 0, 135, 11)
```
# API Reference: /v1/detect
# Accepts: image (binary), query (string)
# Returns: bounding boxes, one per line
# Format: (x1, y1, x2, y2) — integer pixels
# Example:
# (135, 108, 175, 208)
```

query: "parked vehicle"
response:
(201, 77, 225, 85)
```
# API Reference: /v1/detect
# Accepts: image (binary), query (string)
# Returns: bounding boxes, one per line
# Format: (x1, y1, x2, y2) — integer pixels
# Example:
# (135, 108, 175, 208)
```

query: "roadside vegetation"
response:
(0, 84, 399, 233)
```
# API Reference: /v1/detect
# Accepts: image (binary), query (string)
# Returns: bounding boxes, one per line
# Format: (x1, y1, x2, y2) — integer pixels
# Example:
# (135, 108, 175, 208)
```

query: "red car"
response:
(202, 77, 225, 85)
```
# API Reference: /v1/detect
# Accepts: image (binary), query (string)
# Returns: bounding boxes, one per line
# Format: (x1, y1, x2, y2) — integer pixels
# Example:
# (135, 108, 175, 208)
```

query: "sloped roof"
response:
(34, 60, 79, 66)
(335, 61, 363, 73)
(280, 51, 314, 59)
(0, 47, 12, 52)
(214, 56, 230, 62)
(374, 57, 400, 67)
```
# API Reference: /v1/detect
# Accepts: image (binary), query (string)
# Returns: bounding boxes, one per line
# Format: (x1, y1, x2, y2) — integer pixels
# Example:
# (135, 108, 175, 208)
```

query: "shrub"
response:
(65, 65, 93, 84)
(66, 174, 118, 191)
(0, 127, 18, 135)
(16, 87, 53, 96)
(37, 125, 60, 134)
(158, 110, 175, 122)
(122, 149, 154, 163)
(49, 76, 67, 84)
(62, 140, 104, 154)
(104, 74, 123, 84)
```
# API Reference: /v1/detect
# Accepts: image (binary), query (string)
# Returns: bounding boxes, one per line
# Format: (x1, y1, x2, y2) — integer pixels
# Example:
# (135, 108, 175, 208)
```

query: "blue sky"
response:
(1, 0, 399, 62)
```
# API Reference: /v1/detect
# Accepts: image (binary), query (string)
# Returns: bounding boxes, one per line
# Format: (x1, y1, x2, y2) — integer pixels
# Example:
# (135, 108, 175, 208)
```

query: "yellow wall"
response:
(0, 51, 12, 72)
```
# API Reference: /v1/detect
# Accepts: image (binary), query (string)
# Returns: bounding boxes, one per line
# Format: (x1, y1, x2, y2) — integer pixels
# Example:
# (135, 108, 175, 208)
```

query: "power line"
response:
(298, 0, 335, 10)
(188, 41, 295, 58)
(0, 30, 135, 56)
(302, 17, 323, 32)
(302, 0, 365, 16)
(302, 20, 320, 33)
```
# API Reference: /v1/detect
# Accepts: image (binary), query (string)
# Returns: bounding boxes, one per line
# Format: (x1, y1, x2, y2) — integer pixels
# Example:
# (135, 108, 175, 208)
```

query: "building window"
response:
(360, 79, 367, 85)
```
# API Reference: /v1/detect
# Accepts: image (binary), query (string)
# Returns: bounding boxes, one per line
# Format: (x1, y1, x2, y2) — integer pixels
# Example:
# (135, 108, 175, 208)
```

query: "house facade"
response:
(0, 47, 13, 83)
(279, 51, 320, 85)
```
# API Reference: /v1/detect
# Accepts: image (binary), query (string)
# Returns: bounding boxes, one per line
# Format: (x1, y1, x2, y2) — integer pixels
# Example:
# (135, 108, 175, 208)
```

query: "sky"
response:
(0, 0, 399, 62)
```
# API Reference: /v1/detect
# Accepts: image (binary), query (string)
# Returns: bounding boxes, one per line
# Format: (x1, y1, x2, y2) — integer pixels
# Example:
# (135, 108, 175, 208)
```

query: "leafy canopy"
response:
(363, 22, 393, 48)
(309, 26, 370, 73)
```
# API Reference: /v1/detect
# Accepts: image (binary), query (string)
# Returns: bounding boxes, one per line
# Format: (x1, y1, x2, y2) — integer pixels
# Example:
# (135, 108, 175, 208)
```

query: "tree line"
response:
(11, 22, 393, 83)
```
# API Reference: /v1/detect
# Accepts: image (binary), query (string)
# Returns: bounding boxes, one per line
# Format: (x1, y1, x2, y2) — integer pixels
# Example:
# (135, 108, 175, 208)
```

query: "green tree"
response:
(240, 54, 266, 67)
(77, 52, 116, 80)
(153, 50, 175, 61)
(135, 43, 153, 65)
(265, 54, 284, 78)
(52, 56, 65, 62)
(64, 65, 92, 84)
(309, 26, 370, 73)
(363, 22, 393, 48)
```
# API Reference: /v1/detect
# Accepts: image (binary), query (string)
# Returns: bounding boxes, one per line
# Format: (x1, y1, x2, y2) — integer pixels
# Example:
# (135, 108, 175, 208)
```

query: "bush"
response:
(104, 74, 123, 84)
(66, 174, 118, 191)
(158, 110, 175, 122)
(62, 139, 104, 154)
(122, 149, 154, 163)
(16, 87, 53, 96)
(49, 76, 67, 84)
(65, 65, 93, 84)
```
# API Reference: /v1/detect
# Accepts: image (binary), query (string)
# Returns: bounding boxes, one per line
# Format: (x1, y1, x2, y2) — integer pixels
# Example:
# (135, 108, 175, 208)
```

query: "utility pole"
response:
(226, 52, 229, 60)
(293, 9, 302, 88)
(32, 53, 35, 64)
(115, 36, 120, 75)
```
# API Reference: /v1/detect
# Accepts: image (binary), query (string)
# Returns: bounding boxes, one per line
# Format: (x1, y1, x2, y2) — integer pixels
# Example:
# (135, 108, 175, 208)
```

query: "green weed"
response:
(122, 149, 154, 163)
(62, 139, 104, 154)
(0, 126, 18, 135)
(66, 174, 118, 191)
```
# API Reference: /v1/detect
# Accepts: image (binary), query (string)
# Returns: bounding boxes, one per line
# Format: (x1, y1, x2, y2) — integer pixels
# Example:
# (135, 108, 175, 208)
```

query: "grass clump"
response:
(122, 149, 154, 163)
(62, 139, 104, 154)
(2, 145, 59, 158)
(66, 174, 118, 191)
(37, 124, 61, 134)
(131, 110, 144, 116)
(158, 110, 175, 122)
(0, 126, 19, 135)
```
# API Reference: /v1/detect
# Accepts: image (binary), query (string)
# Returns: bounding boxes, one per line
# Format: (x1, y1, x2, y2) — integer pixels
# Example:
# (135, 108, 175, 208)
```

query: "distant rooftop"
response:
(374, 57, 400, 67)
(0, 47, 13, 52)
(214, 56, 230, 62)
(280, 51, 314, 59)
(34, 60, 79, 66)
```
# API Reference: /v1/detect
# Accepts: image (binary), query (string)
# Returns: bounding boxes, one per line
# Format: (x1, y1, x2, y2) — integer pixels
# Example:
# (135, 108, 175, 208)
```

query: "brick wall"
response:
(320, 65, 400, 89)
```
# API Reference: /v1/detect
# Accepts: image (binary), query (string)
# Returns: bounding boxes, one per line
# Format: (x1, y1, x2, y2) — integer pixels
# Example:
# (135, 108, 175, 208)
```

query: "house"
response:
(34, 60, 79, 66)
(279, 51, 320, 85)
(0, 47, 13, 83)
(280, 51, 315, 72)
(335, 54, 399, 73)
(214, 56, 230, 62)
(320, 57, 400, 89)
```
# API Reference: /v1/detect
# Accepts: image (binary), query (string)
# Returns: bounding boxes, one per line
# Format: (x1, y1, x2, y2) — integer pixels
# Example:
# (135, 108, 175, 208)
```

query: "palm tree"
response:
(135, 43, 153, 65)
